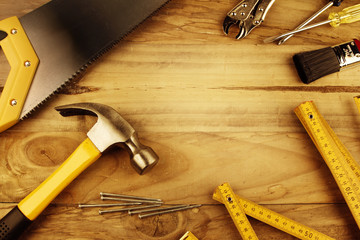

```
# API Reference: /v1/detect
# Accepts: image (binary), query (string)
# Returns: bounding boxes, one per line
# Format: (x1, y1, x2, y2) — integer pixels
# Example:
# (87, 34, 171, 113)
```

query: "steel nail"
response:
(101, 196, 163, 204)
(128, 204, 188, 215)
(78, 202, 142, 208)
(138, 204, 202, 219)
(100, 192, 162, 202)
(99, 204, 162, 215)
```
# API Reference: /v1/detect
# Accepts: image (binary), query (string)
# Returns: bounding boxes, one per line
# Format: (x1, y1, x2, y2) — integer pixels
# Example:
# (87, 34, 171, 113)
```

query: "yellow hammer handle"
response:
(18, 138, 101, 220)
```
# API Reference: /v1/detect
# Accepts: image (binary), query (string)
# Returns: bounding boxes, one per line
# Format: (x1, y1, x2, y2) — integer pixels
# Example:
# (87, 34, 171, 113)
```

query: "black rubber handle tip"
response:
(0, 206, 32, 240)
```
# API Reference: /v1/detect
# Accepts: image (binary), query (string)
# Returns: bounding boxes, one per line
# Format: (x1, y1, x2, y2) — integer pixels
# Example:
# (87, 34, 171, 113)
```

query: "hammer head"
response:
(55, 103, 158, 175)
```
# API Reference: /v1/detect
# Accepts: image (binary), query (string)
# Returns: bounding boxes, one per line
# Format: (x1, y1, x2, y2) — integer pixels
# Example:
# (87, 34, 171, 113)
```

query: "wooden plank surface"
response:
(1, 0, 360, 239)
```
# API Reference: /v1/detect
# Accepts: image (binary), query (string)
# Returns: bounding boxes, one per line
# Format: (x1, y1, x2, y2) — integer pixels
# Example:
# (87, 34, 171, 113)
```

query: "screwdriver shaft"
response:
(278, 1, 334, 44)
(264, 19, 331, 43)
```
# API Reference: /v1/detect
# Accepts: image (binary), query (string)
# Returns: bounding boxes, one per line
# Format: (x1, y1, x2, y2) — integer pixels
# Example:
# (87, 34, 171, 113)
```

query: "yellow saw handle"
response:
(0, 16, 39, 133)
(0, 138, 101, 240)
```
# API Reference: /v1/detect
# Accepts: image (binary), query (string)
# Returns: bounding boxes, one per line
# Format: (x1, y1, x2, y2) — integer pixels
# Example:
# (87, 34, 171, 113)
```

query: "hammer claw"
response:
(0, 102, 159, 240)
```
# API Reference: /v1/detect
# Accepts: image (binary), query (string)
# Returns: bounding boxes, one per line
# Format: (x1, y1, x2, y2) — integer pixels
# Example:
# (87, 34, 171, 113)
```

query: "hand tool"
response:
(295, 101, 360, 229)
(0, 0, 169, 133)
(180, 231, 199, 240)
(264, 3, 360, 43)
(355, 96, 360, 114)
(215, 183, 257, 240)
(213, 183, 335, 239)
(223, 0, 275, 39)
(292, 39, 360, 83)
(278, 0, 343, 44)
(0, 102, 159, 240)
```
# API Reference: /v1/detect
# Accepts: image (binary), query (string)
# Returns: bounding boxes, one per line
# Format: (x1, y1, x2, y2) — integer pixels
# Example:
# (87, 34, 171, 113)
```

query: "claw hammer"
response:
(0, 103, 159, 240)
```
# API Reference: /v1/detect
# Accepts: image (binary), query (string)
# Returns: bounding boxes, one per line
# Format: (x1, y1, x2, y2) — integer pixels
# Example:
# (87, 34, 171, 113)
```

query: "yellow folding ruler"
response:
(295, 101, 360, 229)
(354, 96, 360, 115)
(180, 231, 199, 240)
(213, 183, 334, 240)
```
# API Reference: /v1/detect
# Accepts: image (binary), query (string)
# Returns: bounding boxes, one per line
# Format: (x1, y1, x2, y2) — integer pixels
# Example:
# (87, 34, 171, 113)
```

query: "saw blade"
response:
(16, 0, 169, 118)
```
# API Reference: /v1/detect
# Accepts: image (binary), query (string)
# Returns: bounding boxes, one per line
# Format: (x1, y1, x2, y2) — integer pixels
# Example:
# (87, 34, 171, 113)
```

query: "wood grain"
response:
(1, 0, 360, 239)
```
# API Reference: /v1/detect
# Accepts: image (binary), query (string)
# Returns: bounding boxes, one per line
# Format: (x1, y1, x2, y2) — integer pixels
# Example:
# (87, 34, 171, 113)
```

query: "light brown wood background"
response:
(1, 0, 360, 239)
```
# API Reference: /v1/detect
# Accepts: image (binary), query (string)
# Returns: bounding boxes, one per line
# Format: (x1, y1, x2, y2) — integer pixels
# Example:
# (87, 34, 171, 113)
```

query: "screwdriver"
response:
(278, 0, 343, 45)
(264, 3, 360, 43)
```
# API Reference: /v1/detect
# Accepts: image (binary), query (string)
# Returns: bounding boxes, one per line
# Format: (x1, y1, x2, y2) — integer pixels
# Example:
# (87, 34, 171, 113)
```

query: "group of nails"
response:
(78, 193, 201, 219)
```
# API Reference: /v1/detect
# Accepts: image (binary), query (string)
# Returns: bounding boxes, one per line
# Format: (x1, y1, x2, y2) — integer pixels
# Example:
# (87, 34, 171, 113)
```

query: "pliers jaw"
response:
(222, 0, 275, 39)
(223, 16, 247, 39)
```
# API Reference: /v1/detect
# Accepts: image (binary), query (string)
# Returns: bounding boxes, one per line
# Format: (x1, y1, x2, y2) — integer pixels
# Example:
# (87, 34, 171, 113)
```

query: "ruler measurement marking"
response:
(295, 102, 360, 227)
(214, 184, 334, 240)
(218, 183, 259, 240)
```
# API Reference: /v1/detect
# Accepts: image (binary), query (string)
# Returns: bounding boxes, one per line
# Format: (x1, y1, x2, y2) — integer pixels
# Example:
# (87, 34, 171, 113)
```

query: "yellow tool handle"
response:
(0, 16, 39, 133)
(213, 186, 334, 240)
(216, 183, 258, 240)
(354, 96, 360, 116)
(180, 231, 199, 240)
(295, 101, 360, 228)
(329, 3, 360, 27)
(18, 138, 101, 220)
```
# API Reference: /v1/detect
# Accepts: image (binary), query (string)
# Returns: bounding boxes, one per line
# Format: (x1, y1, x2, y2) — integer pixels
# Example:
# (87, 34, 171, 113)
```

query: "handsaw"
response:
(0, 0, 169, 133)
(213, 183, 335, 240)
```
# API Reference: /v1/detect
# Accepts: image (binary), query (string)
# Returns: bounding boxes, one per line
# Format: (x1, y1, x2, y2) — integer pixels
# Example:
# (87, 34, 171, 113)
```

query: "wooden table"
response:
(1, 0, 360, 239)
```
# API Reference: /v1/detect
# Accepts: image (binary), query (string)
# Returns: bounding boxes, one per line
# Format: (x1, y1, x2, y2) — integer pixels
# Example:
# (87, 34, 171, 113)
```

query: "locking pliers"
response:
(223, 0, 275, 39)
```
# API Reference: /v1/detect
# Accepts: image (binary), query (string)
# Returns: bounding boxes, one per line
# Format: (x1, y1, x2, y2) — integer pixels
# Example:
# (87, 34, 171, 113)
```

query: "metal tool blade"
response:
(18, 0, 169, 118)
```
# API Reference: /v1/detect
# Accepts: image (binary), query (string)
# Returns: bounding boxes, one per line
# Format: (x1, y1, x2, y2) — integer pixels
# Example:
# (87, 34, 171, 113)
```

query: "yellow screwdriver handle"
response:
(329, 3, 360, 27)
(18, 138, 101, 220)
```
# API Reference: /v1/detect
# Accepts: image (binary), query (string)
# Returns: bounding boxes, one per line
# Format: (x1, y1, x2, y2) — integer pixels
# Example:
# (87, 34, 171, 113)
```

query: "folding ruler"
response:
(180, 231, 199, 240)
(213, 183, 334, 240)
(295, 101, 360, 228)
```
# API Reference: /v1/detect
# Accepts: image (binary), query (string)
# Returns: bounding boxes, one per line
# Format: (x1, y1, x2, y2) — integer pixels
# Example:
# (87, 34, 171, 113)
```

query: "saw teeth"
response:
(20, 0, 172, 121)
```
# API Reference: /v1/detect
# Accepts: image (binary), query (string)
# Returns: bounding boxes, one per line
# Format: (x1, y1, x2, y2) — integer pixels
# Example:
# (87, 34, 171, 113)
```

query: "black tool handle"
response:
(0, 206, 32, 240)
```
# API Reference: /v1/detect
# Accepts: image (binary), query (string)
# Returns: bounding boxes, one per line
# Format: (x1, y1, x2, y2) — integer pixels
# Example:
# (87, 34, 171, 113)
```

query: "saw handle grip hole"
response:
(0, 44, 11, 91)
